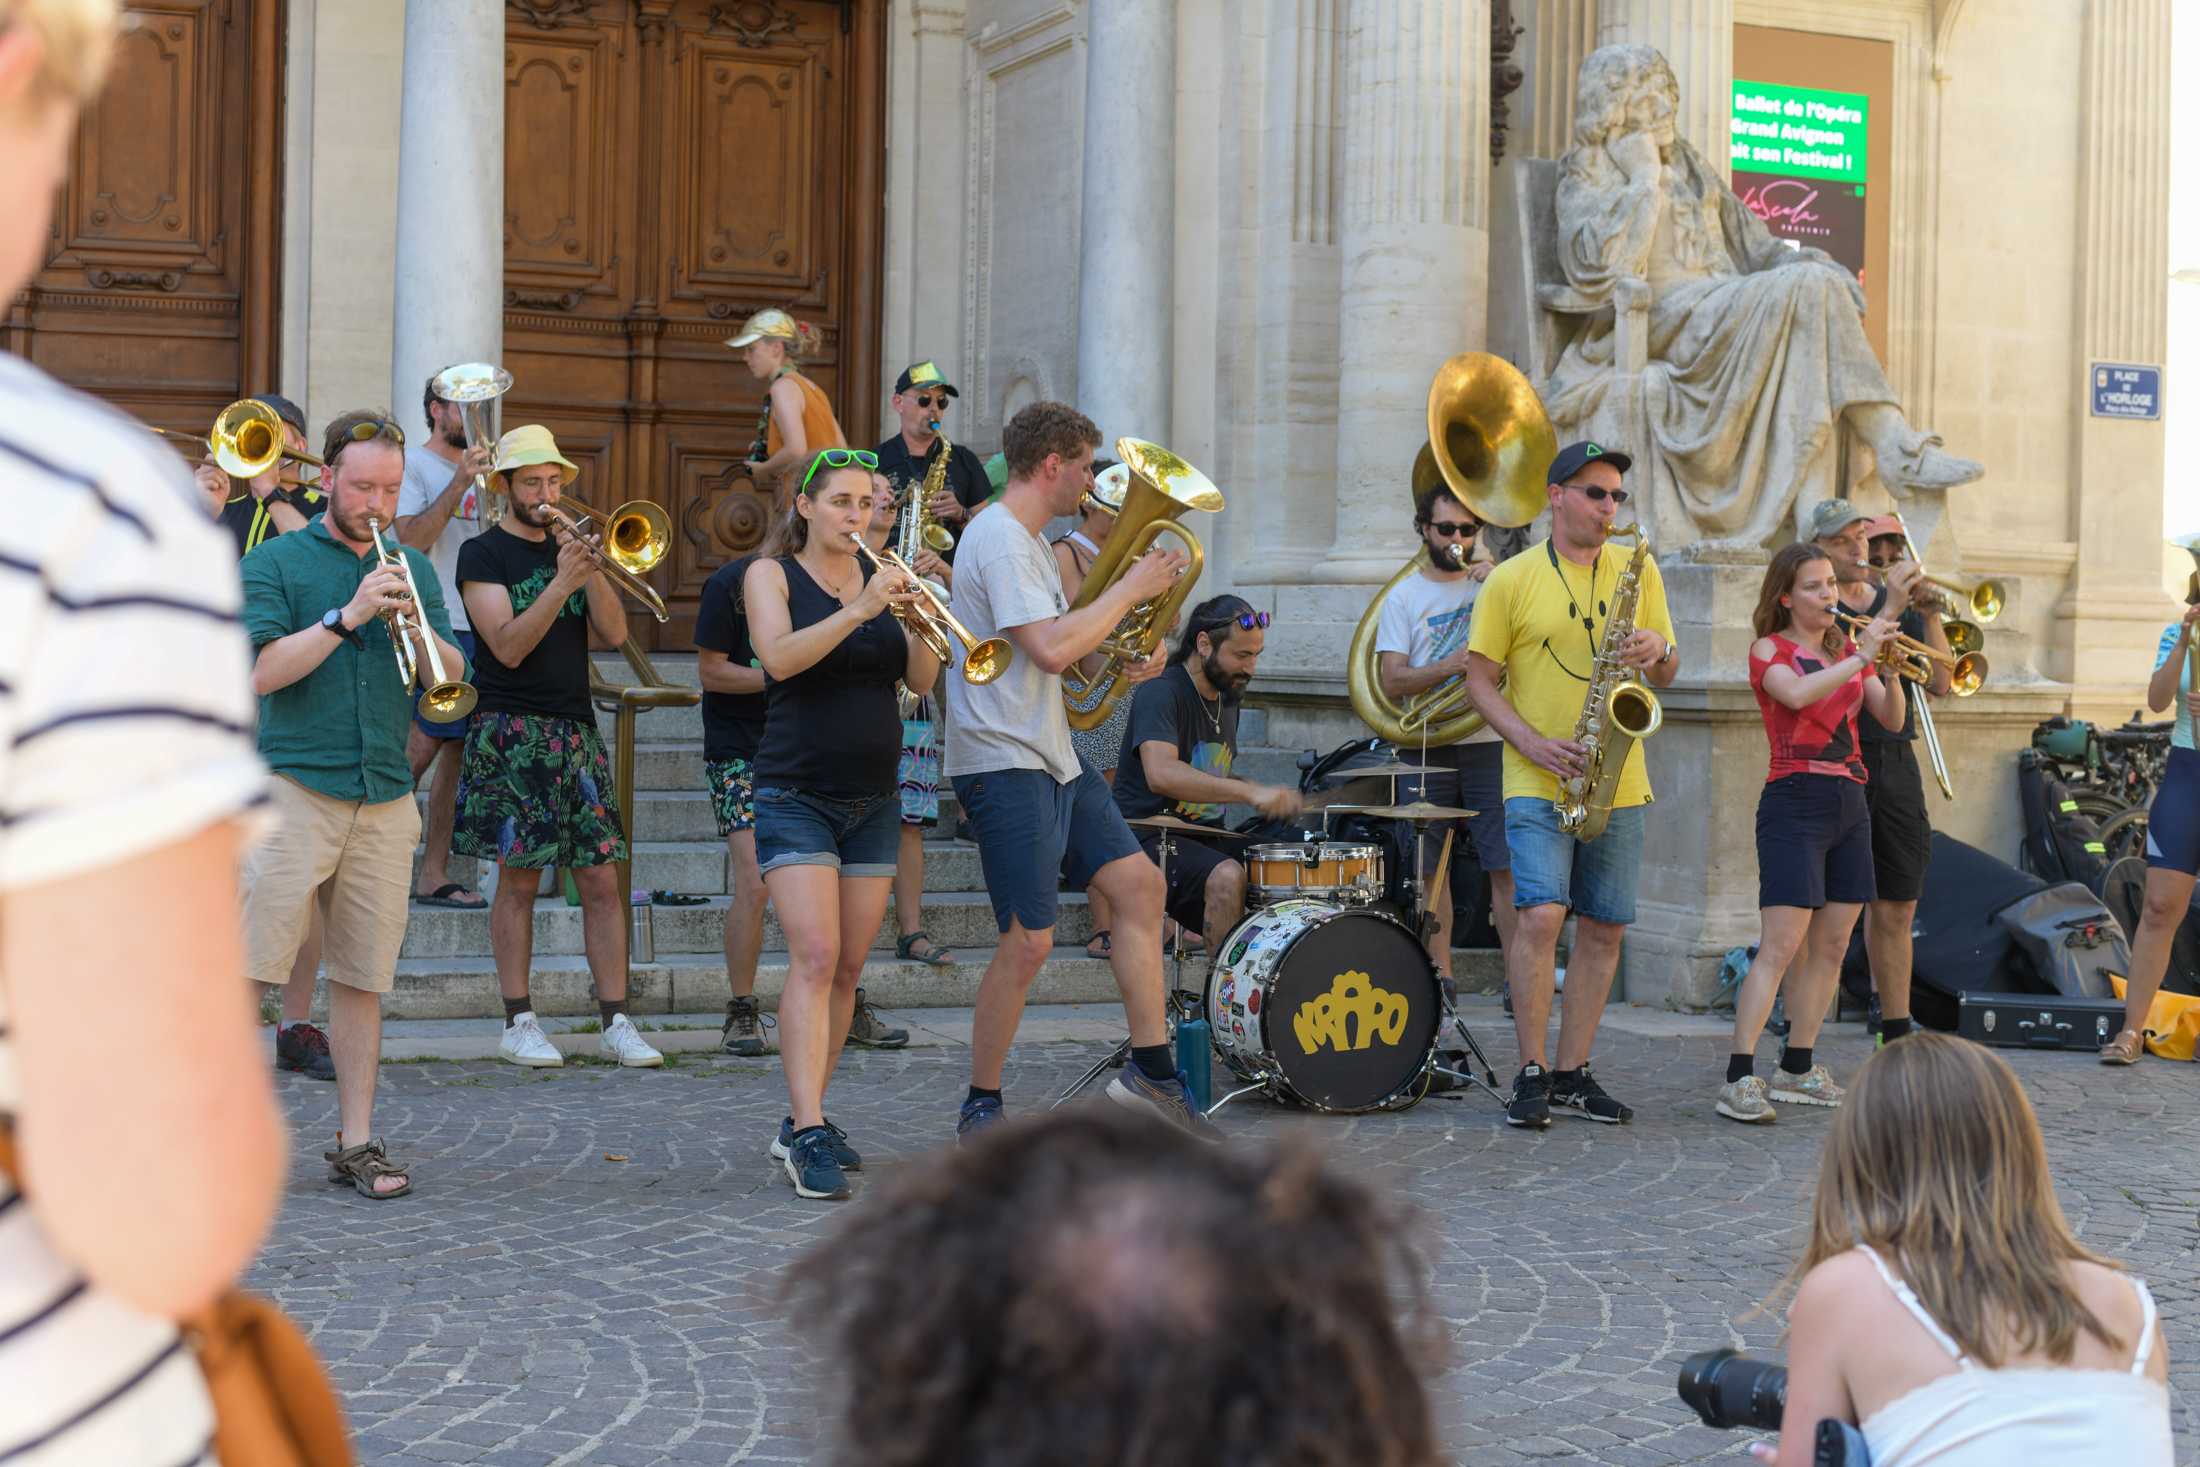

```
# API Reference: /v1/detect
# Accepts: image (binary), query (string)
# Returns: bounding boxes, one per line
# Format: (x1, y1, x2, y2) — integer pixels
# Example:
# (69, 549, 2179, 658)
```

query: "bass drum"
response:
(1205, 901, 1440, 1112)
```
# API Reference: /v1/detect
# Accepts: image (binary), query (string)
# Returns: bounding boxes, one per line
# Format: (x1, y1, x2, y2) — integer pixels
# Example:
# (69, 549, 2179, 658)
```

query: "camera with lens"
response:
(1677, 1349, 1874, 1466)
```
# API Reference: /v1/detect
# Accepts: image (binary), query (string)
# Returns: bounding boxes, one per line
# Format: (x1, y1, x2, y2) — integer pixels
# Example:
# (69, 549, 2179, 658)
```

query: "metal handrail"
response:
(591, 635, 701, 930)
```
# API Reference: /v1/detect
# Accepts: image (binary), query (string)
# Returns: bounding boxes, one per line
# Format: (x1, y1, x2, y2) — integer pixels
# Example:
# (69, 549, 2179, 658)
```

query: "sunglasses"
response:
(911, 393, 949, 410)
(798, 447, 881, 493)
(1199, 610, 1272, 636)
(1424, 519, 1480, 537)
(340, 416, 405, 447)
(1567, 483, 1629, 504)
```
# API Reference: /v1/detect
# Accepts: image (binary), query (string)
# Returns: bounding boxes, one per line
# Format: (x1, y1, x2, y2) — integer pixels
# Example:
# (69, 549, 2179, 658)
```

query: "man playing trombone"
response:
(1809, 499, 1950, 1048)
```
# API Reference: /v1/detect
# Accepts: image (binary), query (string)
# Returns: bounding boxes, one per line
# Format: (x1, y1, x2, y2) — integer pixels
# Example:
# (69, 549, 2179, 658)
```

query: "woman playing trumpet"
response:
(1718, 544, 1902, 1125)
(745, 449, 941, 1199)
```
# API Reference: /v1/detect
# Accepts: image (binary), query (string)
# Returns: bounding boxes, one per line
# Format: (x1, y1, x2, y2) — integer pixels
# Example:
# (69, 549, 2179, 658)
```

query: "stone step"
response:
(397, 888, 1090, 960)
(412, 838, 993, 898)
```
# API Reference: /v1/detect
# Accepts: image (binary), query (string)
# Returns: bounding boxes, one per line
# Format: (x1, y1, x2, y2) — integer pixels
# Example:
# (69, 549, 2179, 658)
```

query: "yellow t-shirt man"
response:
(1465, 537, 1677, 808)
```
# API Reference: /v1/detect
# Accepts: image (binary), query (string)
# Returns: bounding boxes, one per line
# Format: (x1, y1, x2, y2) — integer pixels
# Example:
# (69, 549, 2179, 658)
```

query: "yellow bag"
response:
(2108, 975, 2200, 1061)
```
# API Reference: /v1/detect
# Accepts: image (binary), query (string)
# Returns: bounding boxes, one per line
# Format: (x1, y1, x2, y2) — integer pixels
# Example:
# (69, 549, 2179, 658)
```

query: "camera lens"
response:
(1677, 1349, 1788, 1432)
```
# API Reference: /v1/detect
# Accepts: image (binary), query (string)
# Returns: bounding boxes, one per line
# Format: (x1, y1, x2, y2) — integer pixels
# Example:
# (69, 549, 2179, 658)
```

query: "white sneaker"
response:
(1715, 1074, 1776, 1124)
(1768, 1063, 1844, 1108)
(600, 1013, 664, 1068)
(499, 1012, 564, 1068)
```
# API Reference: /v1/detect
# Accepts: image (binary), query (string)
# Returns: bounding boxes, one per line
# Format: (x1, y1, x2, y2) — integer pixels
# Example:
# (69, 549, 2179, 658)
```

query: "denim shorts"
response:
(413, 630, 478, 739)
(753, 785, 901, 878)
(1504, 797, 1646, 925)
(951, 762, 1142, 933)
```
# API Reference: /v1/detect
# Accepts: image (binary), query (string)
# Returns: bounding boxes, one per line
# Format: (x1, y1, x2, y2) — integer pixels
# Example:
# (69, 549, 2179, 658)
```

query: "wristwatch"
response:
(1656, 639, 1676, 669)
(320, 607, 359, 645)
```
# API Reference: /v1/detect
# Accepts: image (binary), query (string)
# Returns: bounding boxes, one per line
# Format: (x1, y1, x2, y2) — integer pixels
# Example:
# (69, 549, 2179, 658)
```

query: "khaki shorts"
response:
(242, 776, 420, 994)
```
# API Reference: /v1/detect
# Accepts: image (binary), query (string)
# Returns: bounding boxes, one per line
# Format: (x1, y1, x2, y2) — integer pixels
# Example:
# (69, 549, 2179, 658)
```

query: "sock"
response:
(965, 1085, 1003, 1108)
(1726, 1053, 1756, 1085)
(1550, 1066, 1580, 1089)
(503, 995, 532, 1026)
(1131, 1044, 1177, 1083)
(1879, 1017, 1912, 1043)
(1780, 1045, 1813, 1075)
(600, 998, 626, 1026)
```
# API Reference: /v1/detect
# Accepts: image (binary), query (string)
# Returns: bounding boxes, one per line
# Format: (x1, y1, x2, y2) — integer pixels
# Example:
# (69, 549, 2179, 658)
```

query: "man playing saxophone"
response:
(873, 360, 990, 567)
(1463, 442, 1679, 1131)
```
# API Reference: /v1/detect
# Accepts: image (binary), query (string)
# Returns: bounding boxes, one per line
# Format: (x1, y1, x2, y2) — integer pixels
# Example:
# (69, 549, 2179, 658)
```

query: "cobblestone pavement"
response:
(253, 999, 2200, 1465)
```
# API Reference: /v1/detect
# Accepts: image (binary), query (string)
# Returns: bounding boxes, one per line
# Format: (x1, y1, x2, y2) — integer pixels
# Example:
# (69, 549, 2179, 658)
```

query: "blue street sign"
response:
(2090, 363, 2162, 420)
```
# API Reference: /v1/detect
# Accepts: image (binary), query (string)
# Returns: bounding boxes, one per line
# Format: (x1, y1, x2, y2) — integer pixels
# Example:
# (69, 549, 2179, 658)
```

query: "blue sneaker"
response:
(1105, 1067, 1220, 1141)
(956, 1094, 1005, 1144)
(783, 1127, 851, 1200)
(770, 1116, 862, 1170)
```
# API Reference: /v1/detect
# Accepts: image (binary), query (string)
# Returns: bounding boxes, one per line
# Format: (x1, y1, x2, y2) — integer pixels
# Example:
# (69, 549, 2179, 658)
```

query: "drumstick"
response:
(1427, 828, 1455, 915)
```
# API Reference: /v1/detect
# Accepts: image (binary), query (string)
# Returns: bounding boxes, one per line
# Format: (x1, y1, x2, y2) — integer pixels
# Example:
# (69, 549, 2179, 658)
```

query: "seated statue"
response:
(1545, 43, 1980, 550)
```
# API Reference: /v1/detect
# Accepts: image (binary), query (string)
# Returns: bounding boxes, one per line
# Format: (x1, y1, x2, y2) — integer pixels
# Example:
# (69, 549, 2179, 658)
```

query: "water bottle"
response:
(1174, 1014, 1213, 1115)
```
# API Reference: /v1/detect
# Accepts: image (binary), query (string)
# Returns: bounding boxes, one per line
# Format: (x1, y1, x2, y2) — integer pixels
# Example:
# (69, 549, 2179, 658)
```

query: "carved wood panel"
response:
(501, 0, 884, 649)
(6, 1, 282, 429)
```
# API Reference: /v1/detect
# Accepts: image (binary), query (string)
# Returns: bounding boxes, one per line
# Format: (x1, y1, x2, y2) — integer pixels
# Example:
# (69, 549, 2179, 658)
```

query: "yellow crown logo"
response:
(1292, 971, 1410, 1056)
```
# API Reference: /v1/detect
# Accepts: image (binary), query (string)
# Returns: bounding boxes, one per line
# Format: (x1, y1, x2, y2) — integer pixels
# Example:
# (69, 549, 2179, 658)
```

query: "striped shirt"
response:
(0, 351, 266, 1465)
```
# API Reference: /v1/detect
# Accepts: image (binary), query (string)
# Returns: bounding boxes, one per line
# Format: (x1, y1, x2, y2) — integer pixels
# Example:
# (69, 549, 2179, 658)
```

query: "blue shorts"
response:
(753, 785, 900, 878)
(1504, 797, 1646, 925)
(952, 762, 1142, 933)
(413, 629, 478, 739)
(2144, 746, 2200, 876)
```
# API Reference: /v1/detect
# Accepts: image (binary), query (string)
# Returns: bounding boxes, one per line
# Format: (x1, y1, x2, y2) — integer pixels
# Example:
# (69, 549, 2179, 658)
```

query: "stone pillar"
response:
(882, 0, 969, 399)
(391, 0, 504, 433)
(1327, 0, 1491, 581)
(2055, 0, 2174, 709)
(1075, 0, 1174, 446)
(1598, 0, 1731, 182)
(1525, 0, 1597, 160)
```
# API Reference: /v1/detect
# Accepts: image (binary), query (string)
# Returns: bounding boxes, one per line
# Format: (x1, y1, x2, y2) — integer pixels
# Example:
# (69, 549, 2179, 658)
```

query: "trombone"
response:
(1887, 511, 1998, 800)
(540, 500, 674, 623)
(1833, 608, 1988, 693)
(847, 533, 1011, 684)
(151, 398, 324, 480)
(366, 517, 478, 723)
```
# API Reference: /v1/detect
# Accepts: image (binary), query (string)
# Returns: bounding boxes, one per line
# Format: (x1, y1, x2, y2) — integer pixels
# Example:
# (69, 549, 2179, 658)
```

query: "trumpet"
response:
(151, 398, 325, 480)
(847, 533, 1011, 684)
(366, 517, 478, 723)
(1832, 609, 1987, 695)
(540, 499, 673, 623)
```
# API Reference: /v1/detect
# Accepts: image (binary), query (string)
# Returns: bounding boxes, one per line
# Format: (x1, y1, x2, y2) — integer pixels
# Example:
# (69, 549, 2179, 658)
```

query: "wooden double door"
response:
(503, 0, 886, 646)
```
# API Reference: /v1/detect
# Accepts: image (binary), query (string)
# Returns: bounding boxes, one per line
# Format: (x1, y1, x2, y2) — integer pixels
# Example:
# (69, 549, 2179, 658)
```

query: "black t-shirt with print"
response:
(693, 554, 769, 762)
(456, 524, 594, 722)
(1111, 663, 1241, 825)
(873, 433, 991, 560)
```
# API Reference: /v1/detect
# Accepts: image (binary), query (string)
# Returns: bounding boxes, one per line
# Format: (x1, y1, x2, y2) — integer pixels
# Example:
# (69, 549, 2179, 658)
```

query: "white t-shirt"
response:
(1373, 567, 1500, 745)
(396, 442, 483, 631)
(945, 502, 1082, 782)
(0, 351, 265, 1465)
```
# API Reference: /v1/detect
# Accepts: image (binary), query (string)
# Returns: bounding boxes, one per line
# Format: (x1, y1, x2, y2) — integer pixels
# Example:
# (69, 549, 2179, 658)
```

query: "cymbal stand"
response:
(1054, 825, 1191, 1108)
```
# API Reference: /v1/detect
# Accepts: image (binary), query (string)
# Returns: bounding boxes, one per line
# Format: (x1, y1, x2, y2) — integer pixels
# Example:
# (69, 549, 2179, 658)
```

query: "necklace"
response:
(1546, 539, 1604, 654)
(1193, 679, 1222, 735)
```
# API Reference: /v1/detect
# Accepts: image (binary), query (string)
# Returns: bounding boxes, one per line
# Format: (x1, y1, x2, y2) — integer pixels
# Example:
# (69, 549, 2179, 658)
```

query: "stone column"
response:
(1598, 0, 1731, 182)
(882, 1, 969, 396)
(1327, 0, 1491, 581)
(2056, 0, 2174, 707)
(1525, 0, 1597, 160)
(390, 0, 504, 433)
(1075, 0, 1174, 445)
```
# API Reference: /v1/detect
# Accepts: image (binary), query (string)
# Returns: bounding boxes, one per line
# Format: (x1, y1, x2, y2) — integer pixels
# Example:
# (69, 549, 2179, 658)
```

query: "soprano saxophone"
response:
(1555, 524, 1663, 842)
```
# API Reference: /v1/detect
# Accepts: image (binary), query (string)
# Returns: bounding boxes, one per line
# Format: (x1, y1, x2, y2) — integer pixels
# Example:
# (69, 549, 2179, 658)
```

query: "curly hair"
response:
(1569, 43, 1678, 150)
(1001, 401, 1101, 480)
(785, 1108, 1447, 1467)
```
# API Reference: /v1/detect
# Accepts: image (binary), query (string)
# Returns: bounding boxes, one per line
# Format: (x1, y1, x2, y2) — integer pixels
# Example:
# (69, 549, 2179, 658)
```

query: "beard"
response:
(510, 498, 555, 530)
(440, 421, 467, 451)
(1425, 534, 1468, 568)
(328, 501, 379, 544)
(1201, 650, 1250, 704)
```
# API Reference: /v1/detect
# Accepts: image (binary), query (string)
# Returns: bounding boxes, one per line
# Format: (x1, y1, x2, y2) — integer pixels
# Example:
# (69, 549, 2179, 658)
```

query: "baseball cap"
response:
(493, 424, 579, 485)
(1807, 498, 1871, 541)
(723, 308, 800, 350)
(1547, 439, 1633, 485)
(1859, 515, 1904, 541)
(894, 360, 959, 398)
(250, 393, 307, 436)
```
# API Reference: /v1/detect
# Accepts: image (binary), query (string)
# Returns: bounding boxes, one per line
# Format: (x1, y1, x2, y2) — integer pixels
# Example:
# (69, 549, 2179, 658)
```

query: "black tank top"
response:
(753, 554, 908, 797)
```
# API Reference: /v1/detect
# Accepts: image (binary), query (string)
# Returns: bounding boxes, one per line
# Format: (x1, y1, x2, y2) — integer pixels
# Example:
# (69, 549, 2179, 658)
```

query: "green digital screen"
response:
(1730, 79, 1869, 187)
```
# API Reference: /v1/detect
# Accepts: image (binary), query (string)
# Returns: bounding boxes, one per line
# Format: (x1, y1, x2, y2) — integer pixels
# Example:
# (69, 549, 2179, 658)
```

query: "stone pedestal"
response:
(391, 0, 504, 428)
(1075, 0, 1175, 445)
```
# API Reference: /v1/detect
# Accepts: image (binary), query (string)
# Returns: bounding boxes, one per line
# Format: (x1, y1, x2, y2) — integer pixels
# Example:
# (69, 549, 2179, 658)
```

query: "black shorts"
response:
(1756, 773, 1875, 910)
(1400, 741, 1510, 874)
(1139, 832, 1234, 939)
(1860, 738, 1930, 902)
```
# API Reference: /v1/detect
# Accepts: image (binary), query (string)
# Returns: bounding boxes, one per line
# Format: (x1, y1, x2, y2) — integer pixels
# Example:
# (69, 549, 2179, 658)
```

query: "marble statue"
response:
(1545, 44, 1980, 552)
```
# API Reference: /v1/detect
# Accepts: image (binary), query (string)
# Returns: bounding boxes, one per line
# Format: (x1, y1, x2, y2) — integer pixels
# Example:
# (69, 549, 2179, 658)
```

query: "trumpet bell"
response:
(420, 680, 479, 723)
(1424, 352, 1557, 530)
(602, 500, 672, 574)
(1949, 652, 1988, 697)
(1965, 581, 2004, 624)
(1943, 619, 1985, 657)
(963, 637, 1013, 685)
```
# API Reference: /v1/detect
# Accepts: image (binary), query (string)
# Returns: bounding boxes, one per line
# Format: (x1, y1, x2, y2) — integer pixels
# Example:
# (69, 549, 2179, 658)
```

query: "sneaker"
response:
(1716, 1074, 1777, 1124)
(1767, 1063, 1844, 1108)
(1105, 1067, 1221, 1140)
(2100, 1029, 2145, 1065)
(770, 1116, 862, 1171)
(721, 996, 775, 1057)
(1505, 1063, 1552, 1129)
(1549, 1064, 1633, 1124)
(956, 1094, 1005, 1144)
(499, 1012, 565, 1068)
(599, 1013, 665, 1068)
(846, 988, 909, 1049)
(783, 1127, 851, 1200)
(275, 1022, 337, 1081)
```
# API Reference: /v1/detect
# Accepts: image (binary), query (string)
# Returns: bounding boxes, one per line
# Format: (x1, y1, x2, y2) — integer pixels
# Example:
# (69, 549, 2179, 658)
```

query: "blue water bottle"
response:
(1174, 1014, 1213, 1115)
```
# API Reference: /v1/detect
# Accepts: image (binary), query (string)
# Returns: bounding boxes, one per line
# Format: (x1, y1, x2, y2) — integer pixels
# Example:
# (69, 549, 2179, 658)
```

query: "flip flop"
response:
(651, 890, 709, 906)
(415, 883, 487, 909)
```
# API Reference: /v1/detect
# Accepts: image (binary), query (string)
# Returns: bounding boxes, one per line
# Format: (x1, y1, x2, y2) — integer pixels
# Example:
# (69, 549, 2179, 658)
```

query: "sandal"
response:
(895, 930, 954, 968)
(414, 882, 487, 910)
(324, 1137, 413, 1200)
(1085, 929, 1113, 959)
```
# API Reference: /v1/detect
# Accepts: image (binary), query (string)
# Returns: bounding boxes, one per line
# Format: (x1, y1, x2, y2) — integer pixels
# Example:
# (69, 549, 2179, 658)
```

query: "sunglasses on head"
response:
(798, 447, 881, 493)
(342, 416, 405, 446)
(1199, 610, 1272, 637)
(1567, 482, 1629, 504)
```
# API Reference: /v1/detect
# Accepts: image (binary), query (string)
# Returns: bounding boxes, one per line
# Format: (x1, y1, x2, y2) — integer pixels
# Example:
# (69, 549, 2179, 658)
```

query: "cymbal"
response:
(1126, 813, 1246, 838)
(1320, 762, 1440, 780)
(1353, 801, 1479, 821)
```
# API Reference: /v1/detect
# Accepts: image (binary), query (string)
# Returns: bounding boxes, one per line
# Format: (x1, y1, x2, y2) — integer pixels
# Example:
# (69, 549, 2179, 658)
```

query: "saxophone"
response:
(1555, 524, 1663, 842)
(897, 423, 958, 562)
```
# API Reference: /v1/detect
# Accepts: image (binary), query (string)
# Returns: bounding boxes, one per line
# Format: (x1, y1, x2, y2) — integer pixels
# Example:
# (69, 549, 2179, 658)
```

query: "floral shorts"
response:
(898, 718, 941, 826)
(706, 756, 757, 836)
(454, 711, 629, 869)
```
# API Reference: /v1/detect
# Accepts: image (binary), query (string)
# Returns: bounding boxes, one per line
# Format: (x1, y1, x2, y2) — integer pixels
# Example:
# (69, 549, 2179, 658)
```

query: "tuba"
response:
(1060, 438, 1224, 731)
(1556, 524, 1661, 842)
(430, 362, 514, 526)
(1348, 353, 1554, 748)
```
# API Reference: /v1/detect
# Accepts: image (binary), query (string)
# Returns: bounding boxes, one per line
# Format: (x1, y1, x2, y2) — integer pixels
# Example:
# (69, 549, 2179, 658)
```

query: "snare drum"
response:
(1205, 901, 1440, 1111)
(1244, 842, 1385, 906)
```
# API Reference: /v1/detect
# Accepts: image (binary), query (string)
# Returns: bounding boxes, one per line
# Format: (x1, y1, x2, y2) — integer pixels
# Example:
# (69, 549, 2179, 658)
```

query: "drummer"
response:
(1112, 596, 1303, 949)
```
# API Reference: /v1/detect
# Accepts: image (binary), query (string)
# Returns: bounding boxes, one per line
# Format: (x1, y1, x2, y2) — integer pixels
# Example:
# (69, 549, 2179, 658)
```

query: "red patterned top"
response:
(1749, 633, 1867, 784)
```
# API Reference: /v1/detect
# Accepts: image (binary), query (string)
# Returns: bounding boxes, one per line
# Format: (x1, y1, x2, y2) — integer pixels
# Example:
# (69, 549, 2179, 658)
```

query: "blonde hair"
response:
(1792, 1032, 2124, 1367)
(8, 0, 120, 108)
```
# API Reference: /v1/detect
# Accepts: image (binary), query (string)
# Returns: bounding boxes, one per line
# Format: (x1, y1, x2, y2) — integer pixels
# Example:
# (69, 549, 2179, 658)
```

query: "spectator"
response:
(787, 1109, 1446, 1467)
